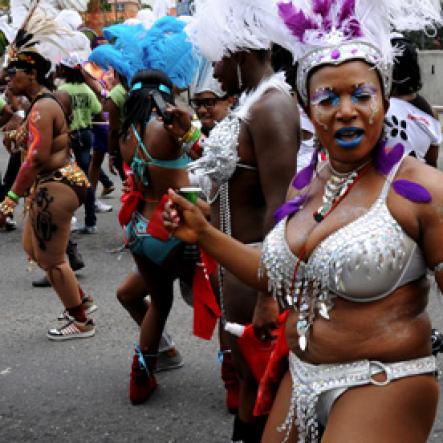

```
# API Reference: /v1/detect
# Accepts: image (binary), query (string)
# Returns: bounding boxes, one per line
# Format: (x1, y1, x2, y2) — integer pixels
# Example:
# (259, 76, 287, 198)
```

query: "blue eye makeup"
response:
(311, 88, 340, 107)
(351, 83, 377, 103)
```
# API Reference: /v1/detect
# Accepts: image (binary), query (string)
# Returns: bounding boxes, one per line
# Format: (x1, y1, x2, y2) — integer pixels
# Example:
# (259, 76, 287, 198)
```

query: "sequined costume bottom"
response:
(35, 162, 90, 205)
(279, 352, 437, 443)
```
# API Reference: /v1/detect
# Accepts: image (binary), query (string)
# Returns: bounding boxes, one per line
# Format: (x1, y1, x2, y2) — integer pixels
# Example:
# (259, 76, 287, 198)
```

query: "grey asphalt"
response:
(0, 146, 442, 442)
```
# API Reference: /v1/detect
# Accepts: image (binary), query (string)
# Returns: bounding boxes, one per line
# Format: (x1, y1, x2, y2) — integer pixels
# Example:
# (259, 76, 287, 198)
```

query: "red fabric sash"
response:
(146, 195, 170, 240)
(118, 164, 141, 227)
(192, 250, 221, 340)
(253, 310, 290, 417)
(235, 323, 279, 383)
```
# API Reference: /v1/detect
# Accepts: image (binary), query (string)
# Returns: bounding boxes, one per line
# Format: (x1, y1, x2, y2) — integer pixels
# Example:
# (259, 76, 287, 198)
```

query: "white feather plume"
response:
(10, 0, 88, 29)
(186, 0, 293, 61)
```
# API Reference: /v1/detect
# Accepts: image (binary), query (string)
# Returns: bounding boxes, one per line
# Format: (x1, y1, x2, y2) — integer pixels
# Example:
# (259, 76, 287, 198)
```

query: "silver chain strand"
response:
(217, 181, 231, 324)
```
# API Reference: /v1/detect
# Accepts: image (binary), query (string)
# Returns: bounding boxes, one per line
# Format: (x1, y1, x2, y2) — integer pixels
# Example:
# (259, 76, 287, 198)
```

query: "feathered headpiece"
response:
(276, 0, 442, 104)
(89, 16, 199, 88)
(185, 0, 293, 62)
(140, 16, 199, 89)
(6, 1, 80, 71)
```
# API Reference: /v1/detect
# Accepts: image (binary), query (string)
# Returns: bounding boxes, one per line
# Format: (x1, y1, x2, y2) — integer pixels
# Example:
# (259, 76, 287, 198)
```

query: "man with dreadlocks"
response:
(0, 4, 96, 340)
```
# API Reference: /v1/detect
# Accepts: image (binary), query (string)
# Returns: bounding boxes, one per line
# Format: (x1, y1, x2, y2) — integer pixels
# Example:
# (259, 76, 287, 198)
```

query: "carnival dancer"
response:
(165, 1, 300, 439)
(0, 4, 96, 340)
(386, 36, 442, 167)
(164, 0, 443, 441)
(91, 17, 199, 404)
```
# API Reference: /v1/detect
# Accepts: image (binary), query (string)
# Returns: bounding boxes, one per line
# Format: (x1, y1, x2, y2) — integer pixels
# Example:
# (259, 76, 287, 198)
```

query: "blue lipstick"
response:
(334, 127, 364, 150)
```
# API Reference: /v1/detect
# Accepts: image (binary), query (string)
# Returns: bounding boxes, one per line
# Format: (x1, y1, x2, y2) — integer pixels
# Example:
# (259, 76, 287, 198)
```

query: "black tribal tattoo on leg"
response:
(31, 187, 57, 250)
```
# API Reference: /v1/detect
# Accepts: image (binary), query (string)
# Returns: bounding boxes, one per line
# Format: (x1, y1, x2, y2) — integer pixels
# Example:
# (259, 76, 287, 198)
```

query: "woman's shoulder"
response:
(396, 156, 443, 201)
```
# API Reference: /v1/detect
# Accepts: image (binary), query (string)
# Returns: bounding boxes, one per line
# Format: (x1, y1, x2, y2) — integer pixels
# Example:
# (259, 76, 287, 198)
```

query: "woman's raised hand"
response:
(162, 105, 192, 139)
(163, 189, 210, 244)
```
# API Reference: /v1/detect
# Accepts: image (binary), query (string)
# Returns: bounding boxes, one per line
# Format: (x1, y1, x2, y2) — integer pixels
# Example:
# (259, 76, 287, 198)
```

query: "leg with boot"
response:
(116, 270, 183, 372)
(127, 256, 176, 405)
(23, 182, 95, 340)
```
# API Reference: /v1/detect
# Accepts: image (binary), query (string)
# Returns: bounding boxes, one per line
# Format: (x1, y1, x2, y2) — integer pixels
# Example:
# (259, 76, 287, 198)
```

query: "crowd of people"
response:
(1, 0, 443, 441)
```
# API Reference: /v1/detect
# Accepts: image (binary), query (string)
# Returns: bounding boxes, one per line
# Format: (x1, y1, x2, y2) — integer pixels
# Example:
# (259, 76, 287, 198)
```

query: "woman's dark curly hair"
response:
(391, 37, 422, 95)
(121, 69, 174, 138)
(58, 65, 85, 84)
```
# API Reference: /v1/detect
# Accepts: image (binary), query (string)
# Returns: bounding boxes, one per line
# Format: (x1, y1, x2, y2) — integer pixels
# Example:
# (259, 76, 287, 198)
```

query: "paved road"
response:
(0, 147, 442, 442)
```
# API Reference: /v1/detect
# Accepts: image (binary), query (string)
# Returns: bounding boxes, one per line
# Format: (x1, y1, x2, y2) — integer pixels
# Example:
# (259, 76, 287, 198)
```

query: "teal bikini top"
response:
(130, 124, 191, 187)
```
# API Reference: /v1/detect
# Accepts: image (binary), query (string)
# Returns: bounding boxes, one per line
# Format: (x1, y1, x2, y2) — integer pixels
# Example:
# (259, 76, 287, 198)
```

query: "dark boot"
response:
(129, 346, 158, 405)
(231, 416, 267, 443)
(66, 240, 85, 272)
(32, 275, 51, 287)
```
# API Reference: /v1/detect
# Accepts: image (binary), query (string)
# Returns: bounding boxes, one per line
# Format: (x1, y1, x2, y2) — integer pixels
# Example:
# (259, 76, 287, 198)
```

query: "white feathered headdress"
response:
(185, 0, 293, 62)
(7, 1, 86, 71)
(276, 0, 442, 103)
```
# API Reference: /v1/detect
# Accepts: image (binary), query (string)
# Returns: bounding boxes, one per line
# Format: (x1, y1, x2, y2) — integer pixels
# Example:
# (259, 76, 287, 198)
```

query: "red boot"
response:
(221, 350, 240, 414)
(129, 346, 158, 405)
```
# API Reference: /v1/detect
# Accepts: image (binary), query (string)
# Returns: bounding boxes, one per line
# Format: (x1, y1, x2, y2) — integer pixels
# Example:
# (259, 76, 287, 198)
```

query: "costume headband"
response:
(276, 0, 442, 104)
(130, 82, 171, 95)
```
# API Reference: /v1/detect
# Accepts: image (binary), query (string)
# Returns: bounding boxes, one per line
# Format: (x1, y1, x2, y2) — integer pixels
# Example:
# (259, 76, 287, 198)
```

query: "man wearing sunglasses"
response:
(190, 80, 235, 137)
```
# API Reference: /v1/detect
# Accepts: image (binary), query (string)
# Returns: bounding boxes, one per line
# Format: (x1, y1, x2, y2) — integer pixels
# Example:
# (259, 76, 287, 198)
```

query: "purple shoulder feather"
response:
(274, 195, 308, 224)
(292, 149, 319, 190)
(374, 141, 404, 176)
(392, 180, 432, 203)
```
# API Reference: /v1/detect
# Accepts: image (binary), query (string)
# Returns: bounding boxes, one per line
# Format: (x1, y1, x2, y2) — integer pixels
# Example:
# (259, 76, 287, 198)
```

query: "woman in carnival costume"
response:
(0, 3, 96, 340)
(164, 0, 443, 441)
(91, 16, 200, 404)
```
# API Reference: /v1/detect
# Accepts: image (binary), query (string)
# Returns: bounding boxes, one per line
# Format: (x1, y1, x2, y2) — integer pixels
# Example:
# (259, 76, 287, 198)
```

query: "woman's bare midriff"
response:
(285, 277, 432, 364)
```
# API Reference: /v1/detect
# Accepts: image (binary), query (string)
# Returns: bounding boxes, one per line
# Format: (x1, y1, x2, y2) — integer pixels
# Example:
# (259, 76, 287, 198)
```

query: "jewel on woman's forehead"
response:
(351, 48, 358, 54)
(331, 49, 340, 59)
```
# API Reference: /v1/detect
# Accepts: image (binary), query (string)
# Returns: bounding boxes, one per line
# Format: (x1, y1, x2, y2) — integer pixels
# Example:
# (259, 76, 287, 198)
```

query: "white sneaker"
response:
(47, 319, 95, 341)
(70, 216, 79, 232)
(95, 199, 113, 213)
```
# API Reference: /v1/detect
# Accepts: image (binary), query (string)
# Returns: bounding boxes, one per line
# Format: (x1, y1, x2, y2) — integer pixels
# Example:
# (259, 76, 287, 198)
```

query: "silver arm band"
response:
(432, 262, 443, 273)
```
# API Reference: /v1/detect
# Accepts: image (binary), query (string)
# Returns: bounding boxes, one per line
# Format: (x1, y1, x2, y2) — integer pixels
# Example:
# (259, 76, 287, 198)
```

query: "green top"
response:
(109, 83, 127, 127)
(58, 82, 102, 131)
(0, 96, 6, 114)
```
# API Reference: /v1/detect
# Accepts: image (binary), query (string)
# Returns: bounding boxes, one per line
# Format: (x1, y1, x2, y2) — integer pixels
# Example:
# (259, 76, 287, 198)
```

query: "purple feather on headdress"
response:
(274, 194, 309, 224)
(337, 0, 363, 38)
(292, 148, 319, 189)
(374, 141, 405, 176)
(313, 0, 333, 30)
(392, 180, 432, 203)
(278, 2, 319, 42)
(338, 0, 356, 25)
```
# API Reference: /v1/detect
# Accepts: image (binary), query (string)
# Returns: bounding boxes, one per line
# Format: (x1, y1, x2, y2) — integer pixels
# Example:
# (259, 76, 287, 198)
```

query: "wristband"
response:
(181, 125, 199, 143)
(14, 110, 25, 119)
(182, 126, 202, 154)
(7, 190, 20, 203)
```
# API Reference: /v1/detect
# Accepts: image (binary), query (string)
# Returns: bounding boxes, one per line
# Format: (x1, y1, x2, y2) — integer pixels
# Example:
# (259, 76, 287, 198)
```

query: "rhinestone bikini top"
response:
(260, 159, 427, 350)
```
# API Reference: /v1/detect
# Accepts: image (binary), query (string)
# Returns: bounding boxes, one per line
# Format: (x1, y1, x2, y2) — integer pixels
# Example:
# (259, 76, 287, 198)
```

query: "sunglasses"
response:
(6, 67, 27, 77)
(190, 97, 226, 110)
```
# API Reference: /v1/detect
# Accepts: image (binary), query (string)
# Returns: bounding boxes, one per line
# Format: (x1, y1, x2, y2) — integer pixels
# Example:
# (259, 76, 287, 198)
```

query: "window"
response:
(115, 3, 125, 12)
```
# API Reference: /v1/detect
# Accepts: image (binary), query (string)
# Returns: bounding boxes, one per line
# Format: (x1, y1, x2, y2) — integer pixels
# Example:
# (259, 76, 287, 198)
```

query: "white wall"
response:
(419, 50, 443, 106)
